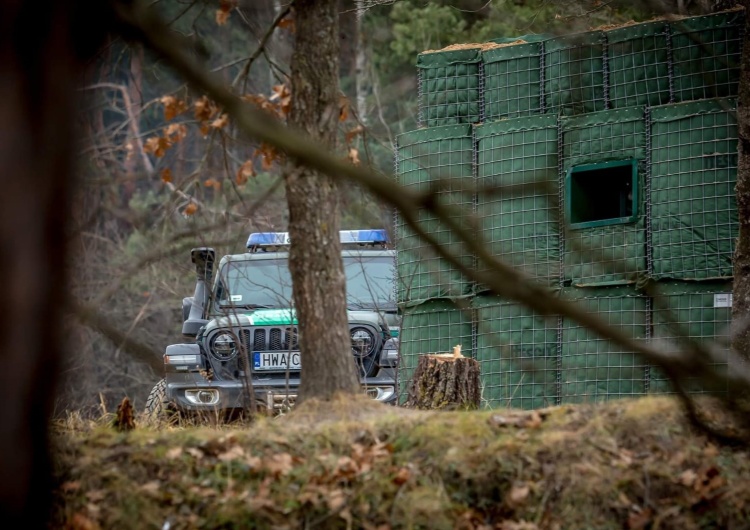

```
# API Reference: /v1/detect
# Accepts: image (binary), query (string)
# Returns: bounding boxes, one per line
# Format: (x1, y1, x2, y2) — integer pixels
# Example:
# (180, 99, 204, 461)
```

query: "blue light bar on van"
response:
(246, 229, 387, 249)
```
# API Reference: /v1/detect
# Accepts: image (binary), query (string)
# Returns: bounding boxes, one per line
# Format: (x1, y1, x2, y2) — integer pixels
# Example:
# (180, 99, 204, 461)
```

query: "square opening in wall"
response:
(566, 159, 638, 229)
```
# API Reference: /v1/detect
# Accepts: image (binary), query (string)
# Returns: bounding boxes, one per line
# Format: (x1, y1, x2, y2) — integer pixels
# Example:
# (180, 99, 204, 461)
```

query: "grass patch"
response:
(52, 395, 750, 529)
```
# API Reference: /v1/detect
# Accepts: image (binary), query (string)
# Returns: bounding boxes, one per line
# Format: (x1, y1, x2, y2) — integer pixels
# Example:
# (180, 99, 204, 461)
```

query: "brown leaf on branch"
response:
(160, 168, 173, 183)
(165, 123, 187, 142)
(204, 178, 221, 191)
(160, 95, 187, 121)
(254, 143, 280, 171)
(348, 147, 360, 166)
(278, 15, 294, 32)
(143, 136, 171, 158)
(236, 160, 255, 185)
(339, 96, 349, 122)
(345, 125, 363, 145)
(183, 202, 198, 216)
(211, 113, 229, 130)
(215, 0, 237, 26)
(194, 95, 219, 123)
(270, 84, 291, 117)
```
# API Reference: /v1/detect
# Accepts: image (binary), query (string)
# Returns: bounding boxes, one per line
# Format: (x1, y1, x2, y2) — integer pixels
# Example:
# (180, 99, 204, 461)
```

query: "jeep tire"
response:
(144, 378, 176, 425)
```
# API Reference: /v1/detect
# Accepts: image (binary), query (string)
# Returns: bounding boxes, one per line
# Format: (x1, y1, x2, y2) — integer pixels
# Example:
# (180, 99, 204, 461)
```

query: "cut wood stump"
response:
(405, 345, 481, 410)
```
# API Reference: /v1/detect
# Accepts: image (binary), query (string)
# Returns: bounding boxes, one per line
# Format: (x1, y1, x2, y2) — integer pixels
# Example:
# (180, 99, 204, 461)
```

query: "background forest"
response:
(64, 0, 720, 415)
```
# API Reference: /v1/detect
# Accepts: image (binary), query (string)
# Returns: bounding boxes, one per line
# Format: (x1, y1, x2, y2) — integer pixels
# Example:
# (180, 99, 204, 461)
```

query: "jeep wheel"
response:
(144, 379, 177, 425)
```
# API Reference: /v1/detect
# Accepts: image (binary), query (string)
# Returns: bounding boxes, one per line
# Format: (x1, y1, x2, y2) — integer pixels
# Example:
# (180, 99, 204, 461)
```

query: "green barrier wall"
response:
(474, 294, 559, 410)
(650, 98, 738, 280)
(606, 21, 671, 109)
(397, 299, 474, 404)
(650, 281, 732, 394)
(417, 48, 482, 127)
(560, 286, 648, 404)
(561, 108, 647, 286)
(483, 42, 542, 120)
(544, 32, 605, 116)
(670, 9, 743, 103)
(396, 125, 475, 303)
(475, 115, 559, 285)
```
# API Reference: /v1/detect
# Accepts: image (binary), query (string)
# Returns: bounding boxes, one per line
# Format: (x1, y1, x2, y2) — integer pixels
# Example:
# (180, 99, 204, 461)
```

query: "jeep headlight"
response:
(210, 331, 238, 361)
(350, 327, 376, 357)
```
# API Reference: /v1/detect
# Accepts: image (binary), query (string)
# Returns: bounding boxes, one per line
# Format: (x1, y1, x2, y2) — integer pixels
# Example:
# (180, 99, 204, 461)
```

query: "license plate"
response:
(253, 351, 301, 371)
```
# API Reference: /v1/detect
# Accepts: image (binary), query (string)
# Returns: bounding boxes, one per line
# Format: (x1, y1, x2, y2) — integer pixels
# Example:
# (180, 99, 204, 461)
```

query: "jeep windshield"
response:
(216, 255, 395, 311)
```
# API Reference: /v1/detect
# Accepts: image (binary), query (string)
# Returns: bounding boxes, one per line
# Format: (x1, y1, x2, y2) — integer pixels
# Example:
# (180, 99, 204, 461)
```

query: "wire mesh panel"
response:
(397, 299, 474, 404)
(475, 115, 559, 285)
(650, 98, 738, 280)
(483, 41, 543, 120)
(670, 9, 743, 103)
(561, 286, 649, 404)
(474, 294, 559, 410)
(606, 21, 671, 109)
(417, 47, 483, 127)
(544, 31, 605, 116)
(650, 281, 732, 395)
(561, 108, 648, 286)
(395, 125, 475, 303)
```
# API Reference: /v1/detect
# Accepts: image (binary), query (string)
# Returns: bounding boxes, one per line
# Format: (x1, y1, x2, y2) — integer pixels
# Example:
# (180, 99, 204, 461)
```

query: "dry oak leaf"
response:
(392, 467, 411, 486)
(236, 160, 255, 185)
(265, 452, 295, 476)
(348, 147, 360, 165)
(160, 95, 187, 121)
(277, 15, 294, 32)
(269, 84, 291, 117)
(165, 123, 188, 142)
(144, 136, 171, 158)
(506, 483, 531, 507)
(211, 113, 229, 130)
(345, 125, 364, 145)
(160, 168, 173, 184)
(204, 178, 221, 191)
(184, 202, 198, 216)
(215, 0, 237, 26)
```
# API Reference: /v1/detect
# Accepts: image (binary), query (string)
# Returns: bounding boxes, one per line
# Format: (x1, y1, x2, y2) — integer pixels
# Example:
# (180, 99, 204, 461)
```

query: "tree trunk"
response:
(285, 0, 360, 402)
(405, 346, 481, 410)
(355, 1, 369, 124)
(732, 1, 750, 361)
(0, 0, 105, 525)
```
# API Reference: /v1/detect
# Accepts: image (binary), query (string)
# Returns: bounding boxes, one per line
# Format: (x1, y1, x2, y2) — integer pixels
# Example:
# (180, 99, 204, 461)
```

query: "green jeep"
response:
(146, 229, 399, 418)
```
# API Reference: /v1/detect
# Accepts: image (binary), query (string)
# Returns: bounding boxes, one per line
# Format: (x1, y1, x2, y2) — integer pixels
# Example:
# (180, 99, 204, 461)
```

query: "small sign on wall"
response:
(714, 293, 733, 308)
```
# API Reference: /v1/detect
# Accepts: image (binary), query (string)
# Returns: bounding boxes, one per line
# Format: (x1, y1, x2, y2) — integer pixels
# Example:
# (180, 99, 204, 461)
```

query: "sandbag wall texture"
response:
(399, 9, 742, 408)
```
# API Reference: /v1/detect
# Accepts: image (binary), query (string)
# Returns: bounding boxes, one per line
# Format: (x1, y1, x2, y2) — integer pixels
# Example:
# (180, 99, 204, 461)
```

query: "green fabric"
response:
(560, 286, 648, 403)
(544, 32, 605, 116)
(560, 109, 647, 286)
(649, 281, 732, 394)
(417, 48, 482, 127)
(650, 98, 738, 280)
(483, 42, 542, 119)
(397, 299, 474, 404)
(606, 21, 671, 108)
(560, 107, 646, 166)
(670, 10, 743, 103)
(396, 125, 475, 303)
(473, 294, 559, 410)
(475, 115, 559, 285)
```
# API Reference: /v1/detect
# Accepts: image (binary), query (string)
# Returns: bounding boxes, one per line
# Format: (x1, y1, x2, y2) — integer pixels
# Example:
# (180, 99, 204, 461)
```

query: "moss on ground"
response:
(52, 395, 750, 529)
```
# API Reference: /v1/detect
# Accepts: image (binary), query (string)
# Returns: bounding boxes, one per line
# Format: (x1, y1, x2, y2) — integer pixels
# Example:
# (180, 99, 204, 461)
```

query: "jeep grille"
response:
(242, 327, 299, 352)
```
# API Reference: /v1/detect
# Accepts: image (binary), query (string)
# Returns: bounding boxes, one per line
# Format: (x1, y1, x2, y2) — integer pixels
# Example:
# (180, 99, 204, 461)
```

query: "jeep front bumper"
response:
(165, 372, 397, 412)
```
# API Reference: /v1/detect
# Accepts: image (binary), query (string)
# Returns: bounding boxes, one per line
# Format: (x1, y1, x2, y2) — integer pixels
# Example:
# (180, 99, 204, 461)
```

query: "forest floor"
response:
(51, 395, 750, 530)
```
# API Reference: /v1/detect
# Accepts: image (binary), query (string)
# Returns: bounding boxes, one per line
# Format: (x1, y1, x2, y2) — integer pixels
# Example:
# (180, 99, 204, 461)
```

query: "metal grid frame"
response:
(560, 107, 648, 286)
(474, 295, 559, 410)
(649, 282, 732, 395)
(606, 21, 672, 109)
(395, 125, 475, 303)
(544, 31, 606, 116)
(475, 115, 560, 286)
(417, 48, 483, 127)
(650, 98, 738, 281)
(560, 287, 649, 404)
(670, 9, 743, 103)
(482, 41, 543, 121)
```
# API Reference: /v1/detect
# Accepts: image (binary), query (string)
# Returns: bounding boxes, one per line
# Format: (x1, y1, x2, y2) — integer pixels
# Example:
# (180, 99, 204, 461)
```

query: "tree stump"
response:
(405, 345, 481, 410)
